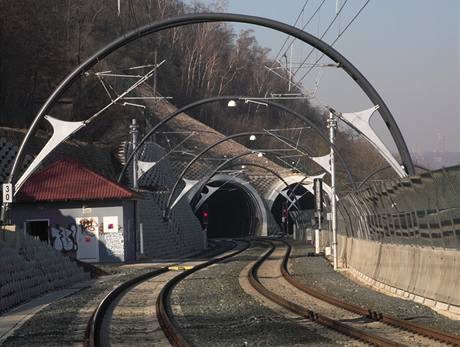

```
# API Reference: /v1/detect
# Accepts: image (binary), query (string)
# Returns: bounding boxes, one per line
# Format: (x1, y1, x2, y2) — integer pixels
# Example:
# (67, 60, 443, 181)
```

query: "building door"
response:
(24, 220, 49, 243)
(76, 217, 99, 262)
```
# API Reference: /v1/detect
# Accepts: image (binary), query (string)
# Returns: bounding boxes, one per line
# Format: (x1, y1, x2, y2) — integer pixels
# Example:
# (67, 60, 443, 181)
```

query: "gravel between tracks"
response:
(171, 243, 359, 346)
(289, 241, 460, 337)
(1, 265, 164, 347)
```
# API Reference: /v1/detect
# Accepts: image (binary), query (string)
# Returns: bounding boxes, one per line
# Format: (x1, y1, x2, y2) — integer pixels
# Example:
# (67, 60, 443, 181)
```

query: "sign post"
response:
(2, 184, 13, 203)
(314, 178, 323, 254)
(2, 183, 13, 241)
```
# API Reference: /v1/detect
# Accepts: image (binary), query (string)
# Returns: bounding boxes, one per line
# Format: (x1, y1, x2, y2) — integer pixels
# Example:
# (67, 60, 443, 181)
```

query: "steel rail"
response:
(83, 240, 229, 347)
(280, 240, 460, 346)
(84, 268, 169, 347)
(249, 240, 401, 347)
(156, 240, 250, 347)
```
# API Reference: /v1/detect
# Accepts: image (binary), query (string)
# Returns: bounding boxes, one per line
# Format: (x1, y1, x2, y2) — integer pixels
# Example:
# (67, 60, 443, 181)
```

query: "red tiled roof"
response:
(16, 159, 136, 202)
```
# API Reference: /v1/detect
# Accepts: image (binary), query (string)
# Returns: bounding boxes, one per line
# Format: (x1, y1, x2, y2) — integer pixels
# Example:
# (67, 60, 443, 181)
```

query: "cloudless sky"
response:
(186, 0, 460, 154)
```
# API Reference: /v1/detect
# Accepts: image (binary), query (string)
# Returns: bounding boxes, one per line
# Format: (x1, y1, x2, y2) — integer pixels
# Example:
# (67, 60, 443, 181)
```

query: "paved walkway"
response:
(0, 281, 93, 345)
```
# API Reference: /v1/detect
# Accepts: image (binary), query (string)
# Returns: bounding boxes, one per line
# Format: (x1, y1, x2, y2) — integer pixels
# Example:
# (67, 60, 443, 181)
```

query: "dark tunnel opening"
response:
(271, 184, 315, 234)
(195, 181, 259, 238)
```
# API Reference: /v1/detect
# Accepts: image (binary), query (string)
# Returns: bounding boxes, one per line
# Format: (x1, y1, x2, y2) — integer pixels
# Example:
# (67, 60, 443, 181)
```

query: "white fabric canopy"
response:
(15, 116, 85, 193)
(170, 178, 199, 209)
(137, 160, 156, 179)
(339, 106, 406, 177)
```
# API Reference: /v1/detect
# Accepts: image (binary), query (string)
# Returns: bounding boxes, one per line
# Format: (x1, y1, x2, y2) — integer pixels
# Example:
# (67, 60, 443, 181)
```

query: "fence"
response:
(338, 165, 460, 250)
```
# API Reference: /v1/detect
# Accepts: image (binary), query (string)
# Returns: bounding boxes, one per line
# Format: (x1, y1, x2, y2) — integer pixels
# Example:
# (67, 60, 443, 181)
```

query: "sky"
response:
(186, 0, 460, 154)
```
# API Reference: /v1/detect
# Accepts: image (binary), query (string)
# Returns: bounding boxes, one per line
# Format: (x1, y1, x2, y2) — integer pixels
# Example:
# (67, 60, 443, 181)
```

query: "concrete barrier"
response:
(338, 234, 460, 314)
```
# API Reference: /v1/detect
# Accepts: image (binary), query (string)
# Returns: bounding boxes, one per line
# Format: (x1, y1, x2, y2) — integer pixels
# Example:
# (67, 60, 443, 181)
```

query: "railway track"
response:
(250, 239, 460, 347)
(280, 240, 460, 346)
(84, 238, 459, 346)
(83, 239, 239, 347)
(157, 240, 250, 347)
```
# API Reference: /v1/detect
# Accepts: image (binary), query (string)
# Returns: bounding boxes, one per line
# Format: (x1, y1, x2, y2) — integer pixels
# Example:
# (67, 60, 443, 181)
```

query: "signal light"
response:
(202, 210, 209, 225)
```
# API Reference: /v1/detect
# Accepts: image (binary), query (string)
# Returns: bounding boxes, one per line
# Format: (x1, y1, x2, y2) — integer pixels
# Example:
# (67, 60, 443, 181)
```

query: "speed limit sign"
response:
(2, 184, 13, 203)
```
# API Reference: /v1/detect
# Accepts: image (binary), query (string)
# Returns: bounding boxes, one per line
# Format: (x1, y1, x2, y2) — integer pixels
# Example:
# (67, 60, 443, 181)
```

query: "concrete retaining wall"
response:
(338, 234, 460, 314)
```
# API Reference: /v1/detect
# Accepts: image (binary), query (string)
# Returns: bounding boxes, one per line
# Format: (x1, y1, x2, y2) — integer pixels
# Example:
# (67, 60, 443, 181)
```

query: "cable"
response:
(278, 0, 328, 65)
(259, 0, 326, 95)
(292, 0, 349, 77)
(294, 0, 371, 87)
(270, 0, 311, 67)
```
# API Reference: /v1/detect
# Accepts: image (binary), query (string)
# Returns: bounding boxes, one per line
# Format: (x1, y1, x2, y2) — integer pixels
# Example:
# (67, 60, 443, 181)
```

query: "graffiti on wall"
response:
(76, 217, 99, 262)
(49, 216, 125, 262)
(50, 217, 100, 261)
(51, 224, 78, 255)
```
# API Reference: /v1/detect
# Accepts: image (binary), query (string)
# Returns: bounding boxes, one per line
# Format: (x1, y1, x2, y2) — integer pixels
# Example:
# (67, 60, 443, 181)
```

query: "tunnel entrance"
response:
(271, 184, 314, 234)
(195, 181, 259, 238)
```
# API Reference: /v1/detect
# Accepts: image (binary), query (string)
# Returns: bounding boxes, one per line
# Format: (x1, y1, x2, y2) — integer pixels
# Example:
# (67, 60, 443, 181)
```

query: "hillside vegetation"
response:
(0, 0, 391, 184)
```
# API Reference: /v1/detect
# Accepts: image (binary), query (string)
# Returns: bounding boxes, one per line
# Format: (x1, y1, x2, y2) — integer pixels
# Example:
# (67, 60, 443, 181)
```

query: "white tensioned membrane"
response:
(338, 106, 407, 178)
(191, 185, 221, 211)
(265, 173, 333, 210)
(14, 116, 85, 194)
(132, 141, 176, 189)
(170, 178, 199, 209)
(311, 154, 332, 174)
(137, 160, 156, 178)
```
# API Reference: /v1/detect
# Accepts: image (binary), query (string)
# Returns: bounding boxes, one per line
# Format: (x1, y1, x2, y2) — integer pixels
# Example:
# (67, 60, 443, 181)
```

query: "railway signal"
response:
(314, 178, 323, 254)
(201, 210, 209, 226)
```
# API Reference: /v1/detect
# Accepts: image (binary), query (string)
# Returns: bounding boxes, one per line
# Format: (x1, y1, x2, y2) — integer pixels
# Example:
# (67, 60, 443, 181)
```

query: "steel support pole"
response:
(130, 119, 139, 189)
(328, 111, 338, 270)
(315, 215, 321, 254)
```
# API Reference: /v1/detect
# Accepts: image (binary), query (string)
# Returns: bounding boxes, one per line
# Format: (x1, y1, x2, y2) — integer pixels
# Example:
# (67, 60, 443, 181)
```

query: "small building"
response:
(11, 159, 137, 263)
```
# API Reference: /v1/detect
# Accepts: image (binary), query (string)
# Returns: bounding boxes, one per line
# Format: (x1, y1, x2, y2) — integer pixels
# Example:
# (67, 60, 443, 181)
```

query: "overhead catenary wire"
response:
(260, 0, 326, 95)
(269, 0, 311, 69)
(279, 0, 328, 63)
(294, 0, 372, 88)
(292, 0, 350, 77)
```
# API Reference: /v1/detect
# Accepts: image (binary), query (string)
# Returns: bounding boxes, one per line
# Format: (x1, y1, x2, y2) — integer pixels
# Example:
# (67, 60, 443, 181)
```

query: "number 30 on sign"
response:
(2, 184, 13, 203)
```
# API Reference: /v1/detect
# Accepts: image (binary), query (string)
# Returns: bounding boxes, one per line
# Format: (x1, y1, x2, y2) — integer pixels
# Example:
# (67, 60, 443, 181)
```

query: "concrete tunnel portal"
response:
(191, 175, 317, 238)
(192, 175, 266, 238)
(271, 183, 315, 234)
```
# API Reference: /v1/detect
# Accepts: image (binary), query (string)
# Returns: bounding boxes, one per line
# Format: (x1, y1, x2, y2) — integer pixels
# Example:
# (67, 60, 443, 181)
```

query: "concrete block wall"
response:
(338, 234, 460, 314)
(137, 192, 205, 259)
(0, 235, 90, 314)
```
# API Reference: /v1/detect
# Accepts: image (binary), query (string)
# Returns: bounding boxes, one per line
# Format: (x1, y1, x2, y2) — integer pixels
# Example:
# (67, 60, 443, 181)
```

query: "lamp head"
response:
(227, 100, 237, 107)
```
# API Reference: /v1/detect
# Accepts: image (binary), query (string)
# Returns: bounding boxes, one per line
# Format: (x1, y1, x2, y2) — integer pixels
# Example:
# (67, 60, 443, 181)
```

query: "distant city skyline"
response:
(187, 0, 460, 155)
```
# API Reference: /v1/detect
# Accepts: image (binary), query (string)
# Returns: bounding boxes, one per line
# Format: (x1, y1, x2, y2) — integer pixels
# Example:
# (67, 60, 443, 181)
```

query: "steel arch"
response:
(118, 95, 354, 183)
(163, 130, 357, 219)
(9, 12, 414, 189)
